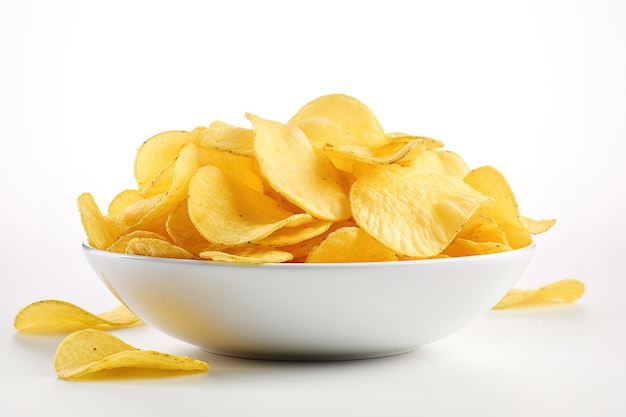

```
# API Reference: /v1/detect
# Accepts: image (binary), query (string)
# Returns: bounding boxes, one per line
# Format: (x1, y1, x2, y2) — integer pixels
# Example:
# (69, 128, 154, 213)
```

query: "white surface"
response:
(1, 0, 625, 416)
(82, 244, 535, 360)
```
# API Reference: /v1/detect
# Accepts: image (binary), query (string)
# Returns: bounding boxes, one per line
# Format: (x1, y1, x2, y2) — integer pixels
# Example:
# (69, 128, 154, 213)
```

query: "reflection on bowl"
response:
(82, 242, 535, 360)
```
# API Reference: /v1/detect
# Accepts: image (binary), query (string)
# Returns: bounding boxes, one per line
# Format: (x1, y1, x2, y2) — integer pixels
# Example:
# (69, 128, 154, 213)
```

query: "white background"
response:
(1, 1, 625, 416)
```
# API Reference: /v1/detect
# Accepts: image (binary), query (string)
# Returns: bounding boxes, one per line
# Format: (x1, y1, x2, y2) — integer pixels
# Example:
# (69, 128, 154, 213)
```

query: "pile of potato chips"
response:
(78, 94, 555, 263)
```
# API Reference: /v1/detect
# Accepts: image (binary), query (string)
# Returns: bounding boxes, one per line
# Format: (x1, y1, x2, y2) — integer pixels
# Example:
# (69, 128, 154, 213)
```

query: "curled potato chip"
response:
(350, 165, 491, 258)
(521, 215, 557, 234)
(78, 193, 123, 250)
(254, 218, 333, 247)
(306, 226, 397, 263)
(106, 189, 143, 220)
(54, 329, 208, 379)
(125, 237, 195, 259)
(464, 166, 532, 249)
(493, 279, 585, 309)
(443, 238, 512, 257)
(193, 122, 255, 157)
(14, 300, 143, 333)
(248, 113, 351, 221)
(457, 213, 508, 245)
(134, 130, 189, 190)
(288, 94, 387, 148)
(166, 200, 224, 256)
(437, 150, 470, 179)
(107, 230, 169, 253)
(129, 143, 205, 233)
(199, 246, 294, 264)
(188, 165, 313, 246)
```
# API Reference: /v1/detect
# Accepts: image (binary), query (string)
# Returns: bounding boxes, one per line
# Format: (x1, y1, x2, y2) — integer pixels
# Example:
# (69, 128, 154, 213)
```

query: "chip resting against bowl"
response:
(77, 93, 556, 263)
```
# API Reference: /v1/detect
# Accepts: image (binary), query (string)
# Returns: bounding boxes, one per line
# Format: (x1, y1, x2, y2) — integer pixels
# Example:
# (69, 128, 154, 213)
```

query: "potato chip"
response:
(456, 213, 508, 245)
(278, 219, 358, 259)
(54, 328, 208, 379)
(521, 215, 557, 234)
(247, 113, 351, 221)
(129, 143, 205, 233)
(288, 93, 388, 148)
(196, 144, 264, 193)
(199, 246, 293, 264)
(493, 279, 584, 309)
(408, 149, 447, 174)
(437, 150, 470, 179)
(125, 237, 195, 259)
(443, 238, 512, 257)
(139, 157, 176, 197)
(134, 130, 189, 190)
(166, 200, 223, 256)
(188, 165, 313, 246)
(115, 193, 163, 227)
(14, 300, 142, 333)
(193, 122, 255, 157)
(323, 138, 425, 167)
(107, 230, 171, 253)
(290, 116, 342, 149)
(77, 193, 123, 250)
(464, 166, 532, 249)
(350, 164, 492, 258)
(106, 189, 142, 220)
(254, 218, 333, 247)
(306, 226, 397, 263)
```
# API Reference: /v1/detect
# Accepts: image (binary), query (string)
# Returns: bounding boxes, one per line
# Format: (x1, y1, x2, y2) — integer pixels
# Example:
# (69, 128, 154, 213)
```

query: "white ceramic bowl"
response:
(83, 242, 535, 360)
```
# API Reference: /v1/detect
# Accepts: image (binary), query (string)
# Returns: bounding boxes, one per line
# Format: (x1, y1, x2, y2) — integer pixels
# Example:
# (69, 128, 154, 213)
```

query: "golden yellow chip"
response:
(493, 279, 585, 309)
(306, 226, 397, 263)
(107, 230, 171, 253)
(323, 138, 426, 167)
(106, 189, 142, 220)
(77, 193, 123, 250)
(199, 246, 294, 264)
(125, 237, 195, 259)
(350, 165, 492, 258)
(196, 144, 264, 193)
(134, 130, 189, 190)
(188, 165, 313, 246)
(193, 122, 255, 157)
(408, 149, 447, 174)
(54, 329, 208, 379)
(464, 166, 532, 249)
(288, 93, 388, 148)
(139, 158, 176, 197)
(129, 143, 205, 233)
(437, 150, 470, 179)
(443, 238, 512, 257)
(14, 300, 142, 333)
(254, 218, 333, 247)
(166, 200, 223, 256)
(457, 213, 508, 245)
(114, 194, 163, 227)
(247, 113, 351, 221)
(521, 215, 557, 234)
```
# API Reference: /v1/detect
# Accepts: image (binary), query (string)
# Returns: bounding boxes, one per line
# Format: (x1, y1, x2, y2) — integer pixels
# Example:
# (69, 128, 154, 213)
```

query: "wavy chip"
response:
(14, 300, 143, 333)
(188, 165, 313, 246)
(350, 165, 492, 258)
(248, 113, 351, 222)
(493, 279, 585, 309)
(54, 329, 208, 379)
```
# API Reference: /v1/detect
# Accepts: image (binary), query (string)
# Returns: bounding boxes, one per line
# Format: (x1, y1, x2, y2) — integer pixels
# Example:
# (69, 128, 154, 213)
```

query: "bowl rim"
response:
(82, 241, 536, 270)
